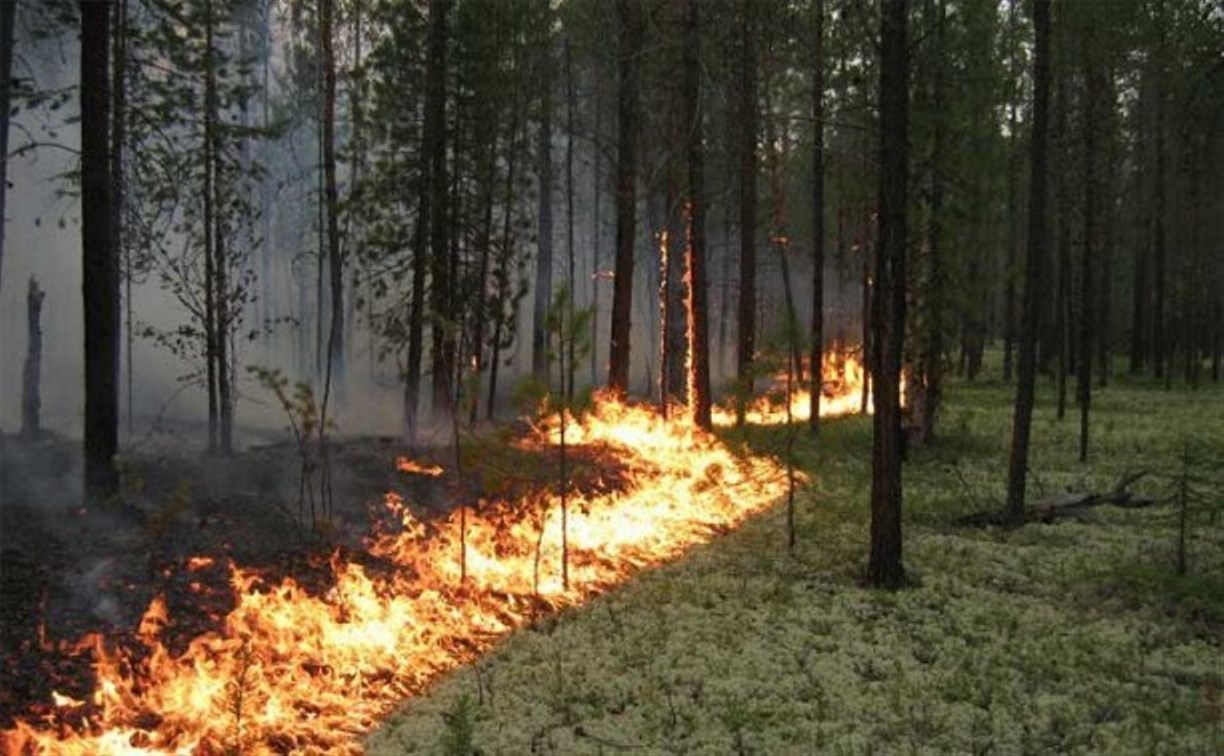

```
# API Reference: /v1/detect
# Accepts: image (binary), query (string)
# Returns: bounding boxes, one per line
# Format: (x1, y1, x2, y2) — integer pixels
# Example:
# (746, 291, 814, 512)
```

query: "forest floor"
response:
(368, 372, 1224, 754)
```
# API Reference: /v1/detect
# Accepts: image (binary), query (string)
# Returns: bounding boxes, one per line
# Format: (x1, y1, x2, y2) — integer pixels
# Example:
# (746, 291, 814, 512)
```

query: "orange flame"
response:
(395, 456, 445, 477)
(712, 347, 881, 426)
(2, 395, 789, 754)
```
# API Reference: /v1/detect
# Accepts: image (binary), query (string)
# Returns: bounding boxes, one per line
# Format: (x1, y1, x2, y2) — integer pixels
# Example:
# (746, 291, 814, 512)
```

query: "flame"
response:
(2, 394, 788, 754)
(395, 456, 444, 477)
(185, 557, 214, 572)
(712, 347, 879, 426)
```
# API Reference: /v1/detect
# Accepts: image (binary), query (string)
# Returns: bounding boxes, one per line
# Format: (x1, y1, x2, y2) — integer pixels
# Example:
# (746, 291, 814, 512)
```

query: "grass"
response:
(367, 366, 1223, 754)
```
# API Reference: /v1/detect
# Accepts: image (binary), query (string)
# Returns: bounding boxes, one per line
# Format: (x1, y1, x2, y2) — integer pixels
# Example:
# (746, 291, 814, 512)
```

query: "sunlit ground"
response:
(369, 360, 1224, 754)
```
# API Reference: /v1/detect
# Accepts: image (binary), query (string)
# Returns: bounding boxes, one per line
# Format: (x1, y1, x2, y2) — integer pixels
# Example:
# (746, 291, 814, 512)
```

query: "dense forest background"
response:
(1, 0, 1222, 472)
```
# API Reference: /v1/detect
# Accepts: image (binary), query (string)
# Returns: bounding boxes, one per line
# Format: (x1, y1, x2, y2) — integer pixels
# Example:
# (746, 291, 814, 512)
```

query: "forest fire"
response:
(1, 396, 788, 755)
(711, 348, 875, 426)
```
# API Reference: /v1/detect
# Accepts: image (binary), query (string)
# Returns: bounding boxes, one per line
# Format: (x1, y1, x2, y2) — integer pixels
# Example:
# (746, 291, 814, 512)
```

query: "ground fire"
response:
(2, 391, 814, 754)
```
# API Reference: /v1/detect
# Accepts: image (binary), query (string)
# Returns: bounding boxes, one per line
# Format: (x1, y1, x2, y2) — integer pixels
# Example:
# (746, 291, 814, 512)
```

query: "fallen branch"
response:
(954, 471, 1157, 527)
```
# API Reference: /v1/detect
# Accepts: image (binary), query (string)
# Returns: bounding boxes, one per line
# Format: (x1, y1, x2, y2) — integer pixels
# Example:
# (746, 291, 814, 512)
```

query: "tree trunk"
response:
(564, 37, 577, 404)
(867, 0, 908, 590)
(682, 0, 710, 430)
(205, 0, 233, 455)
(1078, 26, 1100, 464)
(735, 0, 758, 425)
(1054, 65, 1070, 421)
(113, 0, 130, 436)
(920, 0, 947, 443)
(1002, 0, 1021, 383)
(202, 0, 219, 453)
(590, 73, 603, 387)
(1152, 85, 1166, 380)
(22, 278, 45, 440)
(427, 0, 453, 418)
(532, 23, 554, 383)
(82, 0, 119, 504)
(1005, 0, 1050, 520)
(0, 0, 14, 300)
(607, 0, 641, 396)
(808, 0, 825, 435)
(320, 0, 345, 398)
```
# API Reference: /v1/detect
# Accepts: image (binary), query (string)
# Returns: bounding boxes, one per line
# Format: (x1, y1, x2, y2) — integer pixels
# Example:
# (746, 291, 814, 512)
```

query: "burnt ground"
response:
(0, 425, 630, 729)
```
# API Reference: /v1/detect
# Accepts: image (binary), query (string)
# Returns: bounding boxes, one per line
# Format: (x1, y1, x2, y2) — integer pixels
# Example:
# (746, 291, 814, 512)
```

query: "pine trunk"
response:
(608, 0, 641, 396)
(82, 0, 119, 503)
(867, 0, 908, 590)
(1005, 0, 1050, 520)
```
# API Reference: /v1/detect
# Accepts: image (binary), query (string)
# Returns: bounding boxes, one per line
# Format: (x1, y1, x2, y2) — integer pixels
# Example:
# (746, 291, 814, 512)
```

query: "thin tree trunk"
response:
(469, 134, 498, 428)
(320, 0, 345, 397)
(82, 0, 119, 503)
(867, 0, 908, 590)
(590, 70, 602, 387)
(607, 0, 641, 396)
(533, 21, 554, 383)
(1078, 27, 1100, 463)
(203, 0, 219, 453)
(1005, 0, 1050, 520)
(921, 0, 947, 443)
(0, 0, 15, 299)
(735, 0, 758, 424)
(1152, 86, 1166, 380)
(564, 37, 577, 404)
(1002, 0, 1021, 383)
(809, 0, 824, 435)
(428, 0, 453, 418)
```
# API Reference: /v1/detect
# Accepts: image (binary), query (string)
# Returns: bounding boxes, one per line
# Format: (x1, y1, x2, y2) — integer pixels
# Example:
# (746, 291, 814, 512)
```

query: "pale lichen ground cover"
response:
(369, 374, 1223, 754)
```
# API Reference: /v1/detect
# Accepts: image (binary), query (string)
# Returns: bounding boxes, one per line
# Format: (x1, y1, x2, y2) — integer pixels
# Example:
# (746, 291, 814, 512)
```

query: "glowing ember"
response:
(1, 395, 788, 755)
(395, 456, 445, 477)
(712, 347, 878, 426)
(185, 556, 214, 572)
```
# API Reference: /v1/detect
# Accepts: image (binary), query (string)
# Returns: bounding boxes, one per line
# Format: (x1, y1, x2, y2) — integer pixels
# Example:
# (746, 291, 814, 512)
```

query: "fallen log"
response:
(954, 471, 1158, 527)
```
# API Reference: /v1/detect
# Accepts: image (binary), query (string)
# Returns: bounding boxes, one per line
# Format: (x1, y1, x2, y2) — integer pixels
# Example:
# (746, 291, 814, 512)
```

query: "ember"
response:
(1, 395, 788, 754)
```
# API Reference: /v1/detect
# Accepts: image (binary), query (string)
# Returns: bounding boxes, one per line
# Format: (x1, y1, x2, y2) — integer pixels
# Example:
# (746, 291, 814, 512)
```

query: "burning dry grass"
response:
(1, 394, 789, 754)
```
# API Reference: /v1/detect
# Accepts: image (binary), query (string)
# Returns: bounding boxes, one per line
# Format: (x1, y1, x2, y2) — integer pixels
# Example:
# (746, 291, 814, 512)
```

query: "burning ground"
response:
(0, 396, 791, 753)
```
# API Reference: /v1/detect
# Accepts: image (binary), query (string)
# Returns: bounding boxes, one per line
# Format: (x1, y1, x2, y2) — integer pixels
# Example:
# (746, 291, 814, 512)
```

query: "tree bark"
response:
(682, 0, 710, 430)
(1002, 0, 1021, 383)
(867, 0, 908, 590)
(734, 0, 758, 425)
(809, 0, 825, 435)
(82, 0, 119, 503)
(532, 18, 554, 383)
(607, 0, 642, 396)
(427, 0, 453, 418)
(22, 278, 45, 440)
(1005, 0, 1050, 521)
(320, 0, 345, 397)
(0, 0, 14, 300)
(1078, 24, 1101, 463)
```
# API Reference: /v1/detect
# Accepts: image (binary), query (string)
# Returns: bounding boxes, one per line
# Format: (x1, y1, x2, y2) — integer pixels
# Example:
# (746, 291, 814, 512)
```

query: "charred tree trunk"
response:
(564, 37, 577, 404)
(735, 0, 758, 425)
(82, 0, 119, 503)
(867, 0, 908, 590)
(607, 0, 642, 396)
(1006, 0, 1050, 521)
(808, 0, 825, 435)
(113, 0, 130, 435)
(21, 278, 45, 440)
(682, 0, 710, 430)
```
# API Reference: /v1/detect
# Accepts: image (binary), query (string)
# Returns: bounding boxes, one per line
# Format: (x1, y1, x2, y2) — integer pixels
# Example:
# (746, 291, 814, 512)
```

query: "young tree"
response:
(82, 0, 119, 503)
(867, 0, 908, 590)
(531, 1, 554, 382)
(1005, 0, 1051, 520)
